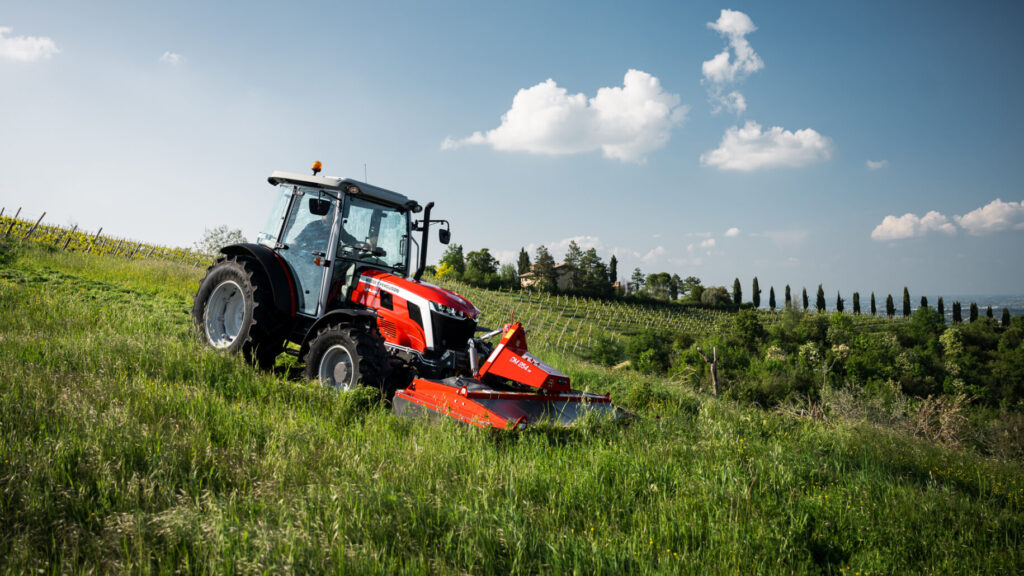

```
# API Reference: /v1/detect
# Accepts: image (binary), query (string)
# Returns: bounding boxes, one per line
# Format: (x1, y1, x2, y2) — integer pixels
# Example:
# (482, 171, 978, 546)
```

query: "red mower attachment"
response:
(392, 322, 622, 429)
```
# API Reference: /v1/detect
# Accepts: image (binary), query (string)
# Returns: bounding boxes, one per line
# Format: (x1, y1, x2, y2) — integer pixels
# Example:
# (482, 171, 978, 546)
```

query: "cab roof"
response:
(267, 170, 415, 210)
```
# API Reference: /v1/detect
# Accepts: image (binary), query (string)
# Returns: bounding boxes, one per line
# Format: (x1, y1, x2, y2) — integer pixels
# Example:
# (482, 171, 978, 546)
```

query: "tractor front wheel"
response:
(304, 325, 387, 391)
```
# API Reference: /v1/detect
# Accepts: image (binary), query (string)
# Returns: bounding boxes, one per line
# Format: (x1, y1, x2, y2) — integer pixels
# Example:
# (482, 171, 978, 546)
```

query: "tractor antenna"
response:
(364, 163, 367, 182)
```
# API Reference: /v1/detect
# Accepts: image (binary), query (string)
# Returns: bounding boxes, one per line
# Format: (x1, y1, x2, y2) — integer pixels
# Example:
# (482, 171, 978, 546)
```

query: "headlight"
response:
(430, 301, 467, 319)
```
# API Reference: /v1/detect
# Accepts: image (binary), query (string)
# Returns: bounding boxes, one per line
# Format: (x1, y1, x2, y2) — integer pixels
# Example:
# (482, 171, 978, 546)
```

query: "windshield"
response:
(339, 196, 408, 273)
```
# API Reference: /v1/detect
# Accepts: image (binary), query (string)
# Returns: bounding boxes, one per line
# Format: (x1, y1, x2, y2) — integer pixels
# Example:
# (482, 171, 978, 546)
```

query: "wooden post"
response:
(4, 207, 21, 237)
(24, 212, 46, 240)
(61, 225, 78, 250)
(697, 346, 719, 396)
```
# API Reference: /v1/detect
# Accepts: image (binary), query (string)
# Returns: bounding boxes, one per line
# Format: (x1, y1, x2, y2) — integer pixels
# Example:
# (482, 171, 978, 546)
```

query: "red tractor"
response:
(192, 163, 620, 428)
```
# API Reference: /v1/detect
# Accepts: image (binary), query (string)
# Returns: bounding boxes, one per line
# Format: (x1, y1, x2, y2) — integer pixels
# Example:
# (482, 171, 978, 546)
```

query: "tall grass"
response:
(1, 244, 1021, 574)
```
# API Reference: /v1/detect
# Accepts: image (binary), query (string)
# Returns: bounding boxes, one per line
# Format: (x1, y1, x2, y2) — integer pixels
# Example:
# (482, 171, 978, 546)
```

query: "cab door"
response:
(277, 187, 339, 316)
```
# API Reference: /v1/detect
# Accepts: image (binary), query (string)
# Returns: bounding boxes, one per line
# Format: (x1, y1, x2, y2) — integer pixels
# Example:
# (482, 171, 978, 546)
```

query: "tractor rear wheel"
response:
(192, 256, 284, 369)
(303, 325, 387, 391)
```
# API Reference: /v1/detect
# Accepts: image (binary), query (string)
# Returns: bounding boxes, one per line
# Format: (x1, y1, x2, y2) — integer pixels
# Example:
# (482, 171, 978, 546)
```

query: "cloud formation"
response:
(0, 27, 59, 62)
(702, 10, 761, 115)
(442, 70, 687, 163)
(955, 198, 1024, 235)
(866, 159, 889, 170)
(160, 51, 182, 65)
(725, 227, 740, 237)
(871, 211, 957, 241)
(700, 121, 832, 171)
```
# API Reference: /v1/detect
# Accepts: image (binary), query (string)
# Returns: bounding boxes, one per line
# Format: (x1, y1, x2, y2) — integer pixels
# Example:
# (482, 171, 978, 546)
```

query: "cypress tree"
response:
(836, 291, 844, 313)
(802, 288, 809, 311)
(516, 248, 531, 275)
(969, 302, 979, 323)
(953, 301, 962, 324)
(608, 254, 618, 285)
(733, 278, 742, 306)
(853, 292, 861, 315)
(903, 287, 911, 317)
(986, 305, 994, 319)
(870, 292, 877, 316)
(1002, 307, 1011, 327)
(938, 297, 945, 323)
(920, 296, 928, 309)
(785, 285, 792, 308)
(886, 294, 895, 318)
(769, 287, 776, 311)
(816, 284, 826, 313)
(752, 277, 761, 309)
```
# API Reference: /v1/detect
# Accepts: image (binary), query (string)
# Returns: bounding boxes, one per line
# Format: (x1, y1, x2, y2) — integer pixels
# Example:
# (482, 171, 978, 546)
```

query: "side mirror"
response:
(438, 229, 451, 244)
(309, 198, 331, 216)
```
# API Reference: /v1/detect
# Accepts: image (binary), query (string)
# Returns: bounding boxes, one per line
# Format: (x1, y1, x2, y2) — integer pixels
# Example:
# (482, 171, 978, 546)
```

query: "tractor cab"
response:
(256, 171, 422, 317)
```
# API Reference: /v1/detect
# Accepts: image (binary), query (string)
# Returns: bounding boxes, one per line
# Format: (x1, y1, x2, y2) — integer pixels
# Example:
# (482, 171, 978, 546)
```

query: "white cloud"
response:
(871, 211, 956, 241)
(700, 121, 832, 171)
(159, 51, 182, 65)
(640, 245, 666, 265)
(0, 27, 59, 62)
(866, 159, 889, 170)
(699, 238, 716, 249)
(442, 69, 688, 163)
(955, 198, 1024, 235)
(702, 10, 763, 85)
(725, 227, 740, 237)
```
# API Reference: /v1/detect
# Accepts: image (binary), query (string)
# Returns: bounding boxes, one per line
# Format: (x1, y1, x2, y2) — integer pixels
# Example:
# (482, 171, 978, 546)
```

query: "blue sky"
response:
(3, 1, 1024, 299)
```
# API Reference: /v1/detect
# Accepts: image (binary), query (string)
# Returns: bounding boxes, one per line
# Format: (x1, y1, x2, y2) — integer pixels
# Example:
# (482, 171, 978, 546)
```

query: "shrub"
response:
(588, 334, 624, 367)
(625, 330, 672, 374)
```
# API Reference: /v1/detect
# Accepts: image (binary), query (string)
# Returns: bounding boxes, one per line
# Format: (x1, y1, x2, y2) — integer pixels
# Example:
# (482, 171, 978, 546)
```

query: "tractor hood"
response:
(358, 269, 480, 320)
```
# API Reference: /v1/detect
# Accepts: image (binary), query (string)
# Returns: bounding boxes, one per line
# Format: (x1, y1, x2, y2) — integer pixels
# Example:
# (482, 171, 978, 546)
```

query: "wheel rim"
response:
(319, 344, 356, 390)
(204, 280, 245, 348)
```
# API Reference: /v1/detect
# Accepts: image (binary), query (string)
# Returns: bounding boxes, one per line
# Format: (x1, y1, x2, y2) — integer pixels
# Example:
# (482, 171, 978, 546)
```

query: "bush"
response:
(588, 334, 624, 367)
(625, 331, 672, 374)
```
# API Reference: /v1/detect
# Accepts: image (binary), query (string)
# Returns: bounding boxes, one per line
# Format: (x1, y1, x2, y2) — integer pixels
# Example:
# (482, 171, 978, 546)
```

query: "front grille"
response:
(430, 312, 477, 352)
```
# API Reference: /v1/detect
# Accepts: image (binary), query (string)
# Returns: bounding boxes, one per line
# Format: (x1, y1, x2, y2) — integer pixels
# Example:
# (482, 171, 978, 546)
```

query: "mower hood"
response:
(358, 269, 480, 320)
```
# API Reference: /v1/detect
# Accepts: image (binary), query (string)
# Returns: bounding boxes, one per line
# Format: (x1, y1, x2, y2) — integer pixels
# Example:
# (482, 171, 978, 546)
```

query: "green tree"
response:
(1002, 307, 1011, 327)
(562, 241, 584, 291)
(516, 248, 531, 275)
(816, 284, 826, 313)
(938, 297, 945, 323)
(732, 309, 766, 351)
(630, 268, 646, 294)
(733, 278, 743, 305)
(970, 302, 979, 323)
(579, 248, 610, 297)
(921, 295, 929, 309)
(836, 291, 844, 313)
(785, 285, 792, 308)
(498, 263, 518, 288)
(670, 274, 681, 301)
(608, 254, 618, 285)
(769, 286, 776, 311)
(701, 286, 732, 307)
(953, 301, 962, 324)
(886, 294, 895, 318)
(646, 272, 672, 300)
(903, 287, 911, 317)
(463, 248, 499, 287)
(802, 287, 809, 311)
(987, 306, 994, 319)
(440, 243, 465, 278)
(533, 245, 557, 292)
(681, 276, 703, 302)
(853, 292, 861, 315)
(752, 277, 762, 308)
(870, 292, 877, 316)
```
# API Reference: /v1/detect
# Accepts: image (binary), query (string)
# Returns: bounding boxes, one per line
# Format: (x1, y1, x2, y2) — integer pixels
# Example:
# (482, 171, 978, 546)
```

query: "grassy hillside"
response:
(1, 243, 1022, 574)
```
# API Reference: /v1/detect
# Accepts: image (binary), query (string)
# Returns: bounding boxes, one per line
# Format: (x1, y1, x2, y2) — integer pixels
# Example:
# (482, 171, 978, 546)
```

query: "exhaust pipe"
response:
(413, 201, 434, 281)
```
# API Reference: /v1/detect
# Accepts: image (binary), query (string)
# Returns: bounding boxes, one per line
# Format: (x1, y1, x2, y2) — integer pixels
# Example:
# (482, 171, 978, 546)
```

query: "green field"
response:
(1, 242, 1022, 574)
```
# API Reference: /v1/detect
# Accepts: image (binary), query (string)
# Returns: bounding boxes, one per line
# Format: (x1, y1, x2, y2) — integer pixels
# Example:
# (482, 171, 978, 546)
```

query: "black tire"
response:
(303, 324, 387, 391)
(192, 256, 284, 370)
